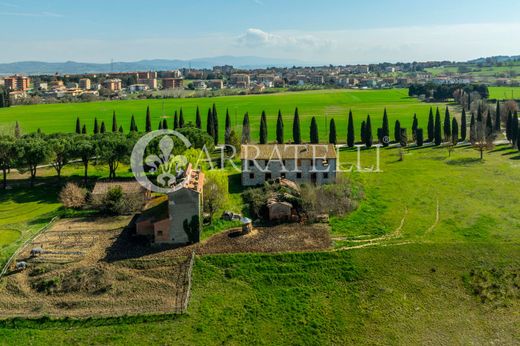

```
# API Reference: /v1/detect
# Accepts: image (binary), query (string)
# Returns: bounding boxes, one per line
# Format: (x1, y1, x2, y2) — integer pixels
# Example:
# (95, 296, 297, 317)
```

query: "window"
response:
(323, 172, 329, 179)
(157, 230, 163, 236)
(296, 172, 302, 179)
(249, 173, 255, 179)
(264, 160, 269, 166)
(249, 160, 255, 167)
(265, 173, 272, 180)
(281, 173, 286, 179)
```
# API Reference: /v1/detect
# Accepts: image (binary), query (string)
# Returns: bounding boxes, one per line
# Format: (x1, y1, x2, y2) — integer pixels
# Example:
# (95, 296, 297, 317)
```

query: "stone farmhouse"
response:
(240, 144, 337, 186)
(136, 164, 204, 244)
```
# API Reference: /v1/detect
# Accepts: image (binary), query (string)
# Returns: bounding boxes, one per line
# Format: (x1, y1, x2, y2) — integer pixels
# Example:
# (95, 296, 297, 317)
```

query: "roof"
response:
(240, 144, 337, 160)
(169, 163, 204, 194)
(91, 181, 145, 195)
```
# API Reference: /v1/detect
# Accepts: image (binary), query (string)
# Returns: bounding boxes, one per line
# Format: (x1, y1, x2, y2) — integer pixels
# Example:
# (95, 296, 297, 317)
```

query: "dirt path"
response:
(424, 199, 440, 234)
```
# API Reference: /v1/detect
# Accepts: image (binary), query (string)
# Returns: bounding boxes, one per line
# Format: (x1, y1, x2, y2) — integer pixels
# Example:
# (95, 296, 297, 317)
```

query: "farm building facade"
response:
(240, 144, 337, 186)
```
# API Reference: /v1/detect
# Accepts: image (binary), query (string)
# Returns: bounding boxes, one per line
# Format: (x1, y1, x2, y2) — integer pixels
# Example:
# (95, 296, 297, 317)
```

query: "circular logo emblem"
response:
(131, 130, 192, 193)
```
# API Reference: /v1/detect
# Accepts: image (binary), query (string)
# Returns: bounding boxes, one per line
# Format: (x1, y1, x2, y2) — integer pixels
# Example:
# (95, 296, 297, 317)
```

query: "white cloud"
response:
(236, 28, 332, 50)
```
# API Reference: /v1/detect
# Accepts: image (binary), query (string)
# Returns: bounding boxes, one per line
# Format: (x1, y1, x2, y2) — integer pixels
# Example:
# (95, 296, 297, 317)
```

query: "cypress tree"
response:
(451, 118, 459, 144)
(469, 113, 476, 142)
(162, 118, 168, 130)
(461, 108, 467, 142)
(173, 111, 179, 129)
(93, 118, 99, 134)
(382, 108, 390, 147)
(119, 125, 124, 133)
(242, 112, 251, 144)
(377, 128, 383, 144)
(347, 109, 355, 147)
(360, 121, 366, 144)
(179, 108, 185, 128)
(100, 121, 106, 134)
(427, 107, 434, 142)
(112, 111, 117, 132)
(329, 118, 337, 145)
(416, 128, 424, 147)
(310, 117, 319, 144)
(477, 103, 483, 122)
(495, 101, 501, 132)
(434, 108, 442, 146)
(412, 113, 418, 141)
(512, 112, 519, 148)
(158, 120, 163, 130)
(81, 124, 87, 134)
(195, 106, 202, 129)
(365, 115, 373, 148)
(443, 107, 451, 141)
(276, 110, 284, 144)
(259, 111, 268, 144)
(145, 106, 152, 132)
(130, 114, 137, 132)
(206, 108, 215, 139)
(486, 113, 493, 137)
(506, 111, 513, 143)
(292, 107, 301, 144)
(212, 103, 219, 145)
(394, 120, 401, 143)
(75, 117, 81, 134)
(225, 109, 231, 145)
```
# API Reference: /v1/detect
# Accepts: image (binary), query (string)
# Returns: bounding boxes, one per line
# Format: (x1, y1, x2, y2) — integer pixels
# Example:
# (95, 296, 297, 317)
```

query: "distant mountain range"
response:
(468, 55, 520, 64)
(0, 56, 312, 75)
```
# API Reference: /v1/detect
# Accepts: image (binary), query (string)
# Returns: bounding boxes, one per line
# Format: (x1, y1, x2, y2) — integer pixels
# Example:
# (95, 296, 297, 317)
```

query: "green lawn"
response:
(0, 89, 445, 142)
(488, 86, 520, 100)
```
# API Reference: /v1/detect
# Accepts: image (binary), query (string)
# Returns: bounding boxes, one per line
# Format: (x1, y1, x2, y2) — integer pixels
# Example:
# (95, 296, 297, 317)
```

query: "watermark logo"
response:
(131, 130, 192, 193)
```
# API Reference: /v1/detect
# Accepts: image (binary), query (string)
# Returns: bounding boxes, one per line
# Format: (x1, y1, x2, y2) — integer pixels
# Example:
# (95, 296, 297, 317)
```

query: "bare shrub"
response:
(59, 182, 86, 209)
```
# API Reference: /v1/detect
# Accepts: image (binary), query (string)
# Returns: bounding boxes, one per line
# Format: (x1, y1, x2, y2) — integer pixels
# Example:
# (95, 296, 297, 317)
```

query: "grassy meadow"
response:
(0, 89, 446, 142)
(0, 142, 519, 344)
(488, 86, 520, 100)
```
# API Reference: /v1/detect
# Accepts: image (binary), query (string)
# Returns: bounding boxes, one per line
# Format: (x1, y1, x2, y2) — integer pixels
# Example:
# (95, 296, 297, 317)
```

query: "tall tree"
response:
(469, 113, 476, 143)
(512, 112, 519, 148)
(75, 117, 81, 134)
(310, 117, 319, 144)
(329, 118, 337, 145)
(195, 106, 202, 129)
(412, 113, 418, 140)
(173, 111, 179, 129)
(119, 125, 123, 133)
(81, 124, 87, 134)
(292, 107, 301, 144)
(130, 114, 137, 132)
(443, 107, 451, 141)
(434, 108, 442, 146)
(382, 108, 390, 147)
(73, 135, 96, 185)
(506, 111, 513, 143)
(158, 120, 163, 130)
(347, 109, 355, 147)
(0, 136, 17, 189)
(360, 121, 366, 144)
(365, 115, 373, 148)
(162, 118, 168, 130)
(14, 121, 21, 138)
(495, 101, 501, 132)
(179, 108, 185, 128)
(17, 135, 50, 187)
(416, 128, 424, 147)
(48, 134, 73, 180)
(259, 111, 268, 144)
(100, 121, 106, 134)
(206, 108, 214, 139)
(93, 118, 99, 134)
(242, 112, 251, 144)
(276, 110, 284, 144)
(112, 111, 118, 132)
(460, 108, 467, 142)
(427, 107, 435, 142)
(225, 109, 232, 145)
(212, 103, 219, 145)
(145, 106, 152, 132)
(451, 118, 459, 144)
(394, 120, 401, 143)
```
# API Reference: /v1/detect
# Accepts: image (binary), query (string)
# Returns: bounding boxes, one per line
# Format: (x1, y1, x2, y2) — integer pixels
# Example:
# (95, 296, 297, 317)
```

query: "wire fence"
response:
(174, 251, 196, 314)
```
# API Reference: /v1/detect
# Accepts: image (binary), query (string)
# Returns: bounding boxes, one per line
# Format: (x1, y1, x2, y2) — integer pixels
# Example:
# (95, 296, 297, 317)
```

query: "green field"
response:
(0, 143, 519, 344)
(488, 86, 520, 100)
(0, 89, 446, 142)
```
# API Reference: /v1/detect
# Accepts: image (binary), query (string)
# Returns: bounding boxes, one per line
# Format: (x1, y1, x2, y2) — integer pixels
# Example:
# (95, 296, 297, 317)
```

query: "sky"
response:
(0, 0, 519, 64)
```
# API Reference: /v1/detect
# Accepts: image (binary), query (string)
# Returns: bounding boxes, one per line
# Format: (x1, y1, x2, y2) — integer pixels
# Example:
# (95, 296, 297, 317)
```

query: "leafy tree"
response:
(225, 109, 231, 145)
(100, 121, 106, 134)
(179, 107, 185, 128)
(495, 101, 501, 132)
(112, 111, 118, 132)
(443, 107, 451, 142)
(203, 171, 228, 224)
(73, 135, 96, 185)
(228, 129, 241, 153)
(93, 118, 99, 134)
(177, 125, 215, 151)
(365, 115, 373, 148)
(427, 107, 434, 142)
(276, 110, 284, 144)
(0, 136, 17, 189)
(195, 106, 202, 129)
(16, 135, 50, 187)
(212, 103, 219, 145)
(81, 124, 87, 134)
(347, 109, 355, 147)
(242, 112, 251, 144)
(183, 215, 201, 244)
(310, 117, 319, 144)
(75, 117, 81, 134)
(292, 107, 301, 144)
(97, 133, 130, 179)
(145, 106, 152, 132)
(460, 108, 467, 142)
(412, 113, 418, 141)
(451, 118, 459, 144)
(48, 134, 73, 180)
(471, 115, 495, 160)
(416, 128, 424, 147)
(382, 108, 390, 147)
(173, 110, 179, 129)
(329, 118, 337, 145)
(130, 114, 138, 132)
(259, 111, 268, 144)
(394, 120, 401, 143)
(434, 108, 442, 146)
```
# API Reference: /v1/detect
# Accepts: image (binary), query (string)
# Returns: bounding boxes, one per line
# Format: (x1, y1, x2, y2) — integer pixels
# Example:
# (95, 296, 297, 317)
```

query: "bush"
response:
(59, 182, 87, 209)
(101, 186, 125, 215)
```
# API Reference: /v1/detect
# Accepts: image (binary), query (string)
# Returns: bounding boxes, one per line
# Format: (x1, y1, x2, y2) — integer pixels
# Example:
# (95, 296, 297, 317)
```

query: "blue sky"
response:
(1, 0, 519, 63)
